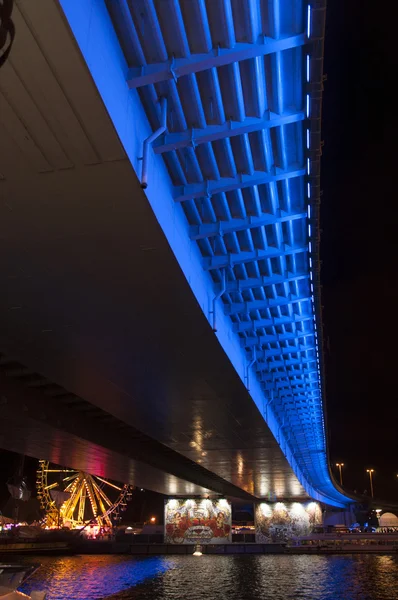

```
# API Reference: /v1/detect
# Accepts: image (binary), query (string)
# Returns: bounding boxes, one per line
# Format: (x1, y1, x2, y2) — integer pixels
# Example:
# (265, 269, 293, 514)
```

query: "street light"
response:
(366, 469, 375, 498)
(335, 463, 344, 486)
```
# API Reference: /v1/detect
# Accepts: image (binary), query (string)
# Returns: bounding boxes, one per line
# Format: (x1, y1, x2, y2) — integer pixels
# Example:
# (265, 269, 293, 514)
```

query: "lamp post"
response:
(366, 469, 375, 498)
(335, 463, 344, 486)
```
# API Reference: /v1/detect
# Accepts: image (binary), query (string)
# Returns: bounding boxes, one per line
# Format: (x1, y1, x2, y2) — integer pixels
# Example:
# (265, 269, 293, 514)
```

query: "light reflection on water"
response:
(20, 554, 398, 600)
(19, 556, 174, 600)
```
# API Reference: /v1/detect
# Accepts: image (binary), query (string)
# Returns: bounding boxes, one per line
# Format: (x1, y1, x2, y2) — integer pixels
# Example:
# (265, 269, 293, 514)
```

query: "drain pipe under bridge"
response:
(140, 97, 167, 189)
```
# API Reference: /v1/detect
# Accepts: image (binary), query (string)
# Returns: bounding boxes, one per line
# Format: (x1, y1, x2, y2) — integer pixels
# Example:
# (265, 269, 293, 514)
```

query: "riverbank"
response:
(1, 539, 397, 556)
(0, 540, 285, 556)
(0, 540, 72, 555)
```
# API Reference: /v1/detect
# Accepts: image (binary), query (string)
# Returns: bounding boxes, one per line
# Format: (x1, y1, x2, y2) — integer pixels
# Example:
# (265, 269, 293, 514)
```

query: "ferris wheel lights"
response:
(37, 460, 130, 529)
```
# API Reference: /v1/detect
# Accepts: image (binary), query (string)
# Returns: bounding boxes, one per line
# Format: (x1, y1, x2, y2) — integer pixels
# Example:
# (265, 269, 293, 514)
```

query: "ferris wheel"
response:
(36, 460, 133, 528)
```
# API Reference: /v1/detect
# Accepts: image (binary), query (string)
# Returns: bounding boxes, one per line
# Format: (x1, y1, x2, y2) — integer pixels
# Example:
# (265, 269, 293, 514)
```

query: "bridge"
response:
(0, 0, 350, 508)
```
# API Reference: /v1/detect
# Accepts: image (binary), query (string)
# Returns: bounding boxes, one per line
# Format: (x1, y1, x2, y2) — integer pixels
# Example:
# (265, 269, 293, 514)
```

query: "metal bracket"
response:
(169, 55, 177, 82)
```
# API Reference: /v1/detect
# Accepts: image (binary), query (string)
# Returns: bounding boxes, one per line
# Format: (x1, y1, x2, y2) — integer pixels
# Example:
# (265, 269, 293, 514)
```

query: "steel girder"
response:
(97, 0, 349, 506)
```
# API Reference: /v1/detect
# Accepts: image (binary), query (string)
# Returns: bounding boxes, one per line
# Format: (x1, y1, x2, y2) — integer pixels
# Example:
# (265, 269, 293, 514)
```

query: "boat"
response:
(0, 564, 46, 599)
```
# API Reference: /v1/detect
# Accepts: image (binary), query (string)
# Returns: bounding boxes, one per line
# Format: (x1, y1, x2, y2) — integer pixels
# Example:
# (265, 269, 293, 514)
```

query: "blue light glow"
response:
(20, 556, 174, 598)
(308, 224, 311, 237)
(307, 158, 311, 175)
(59, 0, 353, 510)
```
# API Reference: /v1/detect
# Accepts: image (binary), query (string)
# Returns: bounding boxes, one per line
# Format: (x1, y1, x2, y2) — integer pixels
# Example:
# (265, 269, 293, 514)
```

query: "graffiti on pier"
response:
(165, 498, 231, 544)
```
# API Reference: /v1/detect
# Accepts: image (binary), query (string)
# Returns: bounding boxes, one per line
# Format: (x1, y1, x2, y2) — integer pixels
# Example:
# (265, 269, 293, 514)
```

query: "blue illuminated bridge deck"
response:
(60, 0, 348, 507)
(0, 0, 351, 508)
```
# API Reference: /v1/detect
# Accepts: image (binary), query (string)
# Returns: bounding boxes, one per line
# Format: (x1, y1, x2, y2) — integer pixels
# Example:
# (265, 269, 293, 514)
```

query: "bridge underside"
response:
(0, 371, 256, 499)
(0, 383, 212, 499)
(0, 153, 307, 500)
(0, 0, 349, 506)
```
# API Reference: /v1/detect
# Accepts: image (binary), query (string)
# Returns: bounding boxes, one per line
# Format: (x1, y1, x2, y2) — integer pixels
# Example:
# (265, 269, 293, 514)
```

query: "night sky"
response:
(1, 2, 397, 509)
(321, 1, 397, 499)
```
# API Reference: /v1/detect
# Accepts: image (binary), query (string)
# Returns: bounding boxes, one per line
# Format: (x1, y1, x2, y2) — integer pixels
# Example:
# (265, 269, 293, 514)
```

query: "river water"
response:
(20, 554, 398, 600)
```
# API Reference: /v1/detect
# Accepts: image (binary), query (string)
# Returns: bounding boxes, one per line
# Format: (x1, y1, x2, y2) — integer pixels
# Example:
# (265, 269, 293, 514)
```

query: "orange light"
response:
(150, 516, 156, 523)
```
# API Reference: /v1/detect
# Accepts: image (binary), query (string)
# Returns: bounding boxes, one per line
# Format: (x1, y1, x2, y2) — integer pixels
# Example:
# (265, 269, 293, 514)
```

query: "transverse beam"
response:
(154, 111, 305, 153)
(224, 294, 311, 316)
(174, 166, 305, 202)
(203, 243, 308, 270)
(190, 211, 306, 240)
(233, 314, 313, 333)
(127, 34, 305, 88)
